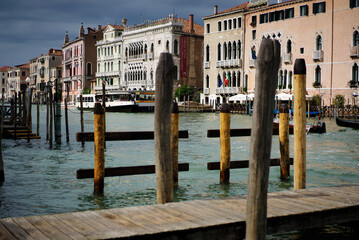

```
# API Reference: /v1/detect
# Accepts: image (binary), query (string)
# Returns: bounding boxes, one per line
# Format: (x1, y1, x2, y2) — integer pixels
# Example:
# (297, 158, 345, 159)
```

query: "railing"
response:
(94, 85, 120, 91)
(95, 71, 121, 77)
(283, 53, 292, 64)
(215, 87, 239, 94)
(249, 59, 256, 68)
(312, 50, 324, 61)
(204, 62, 210, 69)
(148, 53, 154, 60)
(204, 88, 210, 94)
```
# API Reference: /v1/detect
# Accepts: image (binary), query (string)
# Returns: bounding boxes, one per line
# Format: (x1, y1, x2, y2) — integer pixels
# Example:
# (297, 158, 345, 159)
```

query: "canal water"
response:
(0, 106, 358, 238)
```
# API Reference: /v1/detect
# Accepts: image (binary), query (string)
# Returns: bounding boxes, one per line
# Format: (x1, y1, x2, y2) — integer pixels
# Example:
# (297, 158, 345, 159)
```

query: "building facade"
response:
(62, 24, 103, 102)
(94, 24, 124, 92)
(202, 0, 359, 105)
(7, 63, 30, 98)
(29, 49, 62, 102)
(0, 66, 10, 98)
(121, 14, 203, 91)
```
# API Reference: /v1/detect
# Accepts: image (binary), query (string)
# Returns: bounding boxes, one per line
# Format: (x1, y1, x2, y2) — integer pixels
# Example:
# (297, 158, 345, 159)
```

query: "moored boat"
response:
(334, 110, 359, 129)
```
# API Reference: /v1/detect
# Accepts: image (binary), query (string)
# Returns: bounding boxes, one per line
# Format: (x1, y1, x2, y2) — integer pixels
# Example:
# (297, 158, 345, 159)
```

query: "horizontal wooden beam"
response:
(76, 130, 189, 142)
(207, 128, 293, 138)
(77, 162, 189, 179)
(207, 158, 293, 170)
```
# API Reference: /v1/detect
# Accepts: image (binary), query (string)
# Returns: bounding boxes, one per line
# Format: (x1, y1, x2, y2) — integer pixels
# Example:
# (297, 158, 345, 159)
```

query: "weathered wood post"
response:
(94, 103, 105, 194)
(80, 95, 84, 146)
(65, 99, 69, 143)
(14, 92, 17, 140)
(102, 81, 106, 149)
(279, 103, 290, 180)
(220, 103, 231, 183)
(293, 59, 307, 190)
(46, 93, 49, 140)
(246, 38, 280, 240)
(154, 52, 174, 204)
(54, 79, 61, 144)
(49, 89, 53, 148)
(27, 88, 33, 143)
(37, 96, 40, 137)
(171, 101, 179, 187)
(0, 89, 5, 182)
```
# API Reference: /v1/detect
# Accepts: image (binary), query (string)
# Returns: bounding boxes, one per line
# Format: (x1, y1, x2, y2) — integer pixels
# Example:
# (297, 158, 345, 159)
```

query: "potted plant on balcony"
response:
(312, 81, 322, 88)
(348, 80, 358, 88)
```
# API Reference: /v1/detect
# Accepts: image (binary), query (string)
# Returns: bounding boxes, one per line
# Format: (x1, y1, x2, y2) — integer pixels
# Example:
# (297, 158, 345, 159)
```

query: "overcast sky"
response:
(0, 0, 282, 68)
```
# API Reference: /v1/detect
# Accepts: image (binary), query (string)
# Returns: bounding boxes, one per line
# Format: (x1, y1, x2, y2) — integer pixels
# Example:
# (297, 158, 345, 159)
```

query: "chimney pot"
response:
(122, 18, 127, 26)
(214, 5, 218, 14)
(189, 14, 194, 33)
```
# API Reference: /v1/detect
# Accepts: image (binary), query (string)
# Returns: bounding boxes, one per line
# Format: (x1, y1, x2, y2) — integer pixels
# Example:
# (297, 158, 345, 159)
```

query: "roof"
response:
(109, 24, 124, 31)
(182, 18, 204, 36)
(204, 2, 249, 19)
(15, 63, 30, 69)
(0, 66, 10, 72)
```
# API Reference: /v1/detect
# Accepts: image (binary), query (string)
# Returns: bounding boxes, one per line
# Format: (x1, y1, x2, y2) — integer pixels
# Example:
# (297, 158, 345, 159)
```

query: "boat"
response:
(131, 90, 155, 112)
(178, 101, 213, 112)
(273, 118, 326, 134)
(334, 110, 359, 129)
(75, 92, 135, 112)
(61, 101, 76, 108)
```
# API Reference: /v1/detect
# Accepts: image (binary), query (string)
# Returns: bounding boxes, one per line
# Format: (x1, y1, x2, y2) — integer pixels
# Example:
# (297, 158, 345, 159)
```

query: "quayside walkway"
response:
(1, 184, 358, 240)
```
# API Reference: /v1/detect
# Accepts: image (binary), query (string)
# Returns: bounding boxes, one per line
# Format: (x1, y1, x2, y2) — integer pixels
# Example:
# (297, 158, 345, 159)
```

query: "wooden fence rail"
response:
(207, 128, 293, 138)
(207, 158, 294, 170)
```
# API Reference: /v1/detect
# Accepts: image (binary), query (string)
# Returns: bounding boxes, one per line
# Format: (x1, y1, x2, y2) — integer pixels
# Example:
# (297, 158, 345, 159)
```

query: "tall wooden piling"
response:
(293, 59, 307, 190)
(279, 103, 290, 180)
(37, 97, 40, 137)
(154, 53, 174, 204)
(14, 92, 17, 140)
(27, 88, 33, 143)
(80, 95, 84, 146)
(220, 103, 231, 183)
(102, 81, 106, 149)
(246, 39, 280, 240)
(0, 89, 5, 182)
(94, 103, 105, 194)
(46, 94, 49, 140)
(65, 99, 69, 143)
(49, 90, 53, 148)
(171, 102, 179, 187)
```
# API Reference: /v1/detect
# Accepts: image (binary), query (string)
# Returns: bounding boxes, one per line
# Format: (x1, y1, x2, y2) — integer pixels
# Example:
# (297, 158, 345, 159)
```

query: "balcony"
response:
(204, 88, 210, 94)
(249, 59, 256, 68)
(312, 50, 324, 61)
(148, 53, 154, 60)
(204, 62, 210, 69)
(96, 71, 121, 78)
(350, 46, 359, 58)
(283, 53, 292, 64)
(216, 61, 222, 68)
(349, 80, 358, 88)
(215, 87, 239, 94)
(94, 85, 120, 91)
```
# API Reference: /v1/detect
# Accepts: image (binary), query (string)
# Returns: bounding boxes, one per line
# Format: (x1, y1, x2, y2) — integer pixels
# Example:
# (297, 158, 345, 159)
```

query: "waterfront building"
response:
(7, 63, 30, 98)
(94, 24, 124, 92)
(201, 3, 249, 106)
(122, 14, 204, 91)
(0, 66, 10, 99)
(29, 49, 62, 102)
(62, 24, 103, 102)
(202, 0, 359, 105)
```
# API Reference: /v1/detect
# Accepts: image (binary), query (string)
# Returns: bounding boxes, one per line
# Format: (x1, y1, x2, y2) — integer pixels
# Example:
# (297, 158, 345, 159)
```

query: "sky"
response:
(0, 0, 282, 68)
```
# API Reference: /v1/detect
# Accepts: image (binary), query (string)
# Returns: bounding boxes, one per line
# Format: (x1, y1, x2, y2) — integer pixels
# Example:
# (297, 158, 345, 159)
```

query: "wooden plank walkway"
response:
(1, 184, 358, 240)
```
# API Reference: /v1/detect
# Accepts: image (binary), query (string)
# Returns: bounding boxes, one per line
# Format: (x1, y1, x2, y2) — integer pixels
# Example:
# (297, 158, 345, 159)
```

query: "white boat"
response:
(131, 90, 155, 112)
(76, 92, 135, 112)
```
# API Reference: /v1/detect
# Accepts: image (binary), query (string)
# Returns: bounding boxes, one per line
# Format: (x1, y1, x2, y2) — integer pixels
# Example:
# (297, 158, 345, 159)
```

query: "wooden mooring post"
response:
(102, 80, 106, 149)
(293, 59, 307, 190)
(154, 52, 174, 204)
(80, 95, 84, 146)
(279, 103, 290, 180)
(0, 89, 4, 182)
(246, 38, 280, 240)
(37, 96, 40, 137)
(171, 102, 179, 187)
(14, 92, 17, 140)
(49, 89, 53, 148)
(46, 93, 49, 141)
(94, 103, 105, 194)
(65, 99, 69, 143)
(220, 103, 230, 183)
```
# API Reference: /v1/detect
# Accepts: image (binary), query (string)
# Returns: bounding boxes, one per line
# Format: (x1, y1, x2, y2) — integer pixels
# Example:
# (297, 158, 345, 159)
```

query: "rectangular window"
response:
(206, 23, 210, 33)
(218, 21, 222, 31)
(224, 20, 227, 30)
(252, 30, 256, 40)
(251, 15, 257, 25)
(269, 12, 276, 22)
(238, 17, 242, 28)
(260, 13, 268, 24)
(228, 19, 232, 30)
(313, 2, 326, 14)
(233, 18, 237, 28)
(276, 10, 284, 20)
(300, 47, 304, 54)
(300, 5, 309, 16)
(350, 0, 359, 8)
(285, 8, 294, 19)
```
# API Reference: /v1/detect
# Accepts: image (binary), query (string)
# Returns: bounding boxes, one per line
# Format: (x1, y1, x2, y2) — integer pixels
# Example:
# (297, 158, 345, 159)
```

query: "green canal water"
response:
(0, 106, 358, 238)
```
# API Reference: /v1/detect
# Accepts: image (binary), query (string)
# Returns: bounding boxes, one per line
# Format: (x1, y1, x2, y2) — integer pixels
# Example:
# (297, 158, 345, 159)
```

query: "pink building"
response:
(244, 0, 359, 105)
(62, 24, 103, 102)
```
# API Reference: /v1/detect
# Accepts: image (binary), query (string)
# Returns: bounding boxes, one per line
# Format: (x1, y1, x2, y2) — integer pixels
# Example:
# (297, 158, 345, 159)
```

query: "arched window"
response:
(217, 74, 222, 87)
(284, 70, 287, 88)
(289, 71, 293, 88)
(144, 44, 148, 54)
(237, 71, 241, 87)
(87, 62, 92, 76)
(223, 42, 228, 60)
(233, 71, 236, 87)
(217, 43, 221, 61)
(218, 21, 222, 31)
(353, 31, 359, 46)
(98, 63, 100, 73)
(287, 40, 292, 54)
(206, 45, 210, 62)
(228, 42, 232, 60)
(150, 69, 153, 80)
(244, 74, 248, 89)
(206, 75, 210, 88)
(111, 62, 113, 71)
(279, 70, 283, 88)
(166, 40, 170, 52)
(151, 43, 154, 53)
(174, 40, 178, 54)
(352, 63, 358, 83)
(315, 65, 321, 84)
(238, 40, 242, 59)
(316, 35, 323, 51)
(233, 42, 237, 59)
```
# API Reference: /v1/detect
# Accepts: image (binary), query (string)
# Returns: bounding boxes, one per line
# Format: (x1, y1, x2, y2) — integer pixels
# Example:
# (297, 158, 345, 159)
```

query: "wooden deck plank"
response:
(24, 215, 72, 240)
(53, 213, 98, 238)
(41, 215, 88, 240)
(0, 222, 17, 240)
(0, 218, 35, 240)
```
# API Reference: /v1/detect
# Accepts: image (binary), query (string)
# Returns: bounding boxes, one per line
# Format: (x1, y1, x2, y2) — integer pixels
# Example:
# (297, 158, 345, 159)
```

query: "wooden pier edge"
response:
(0, 184, 358, 240)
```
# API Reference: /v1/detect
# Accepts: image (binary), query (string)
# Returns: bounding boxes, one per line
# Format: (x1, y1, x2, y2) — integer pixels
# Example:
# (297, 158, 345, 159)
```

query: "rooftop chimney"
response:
(214, 5, 218, 15)
(122, 18, 127, 26)
(98, 25, 102, 31)
(79, 23, 85, 37)
(189, 14, 194, 33)
(64, 31, 69, 44)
